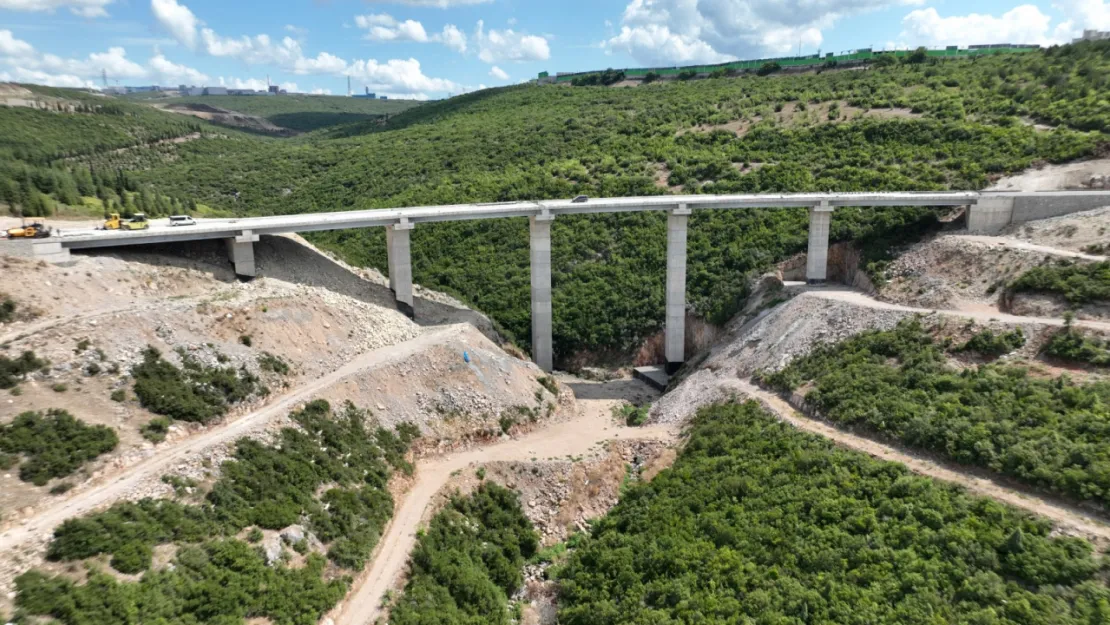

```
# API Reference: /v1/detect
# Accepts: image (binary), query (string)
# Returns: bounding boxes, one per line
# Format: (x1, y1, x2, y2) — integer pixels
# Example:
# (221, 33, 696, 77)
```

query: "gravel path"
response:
(0, 326, 462, 558)
(334, 376, 675, 625)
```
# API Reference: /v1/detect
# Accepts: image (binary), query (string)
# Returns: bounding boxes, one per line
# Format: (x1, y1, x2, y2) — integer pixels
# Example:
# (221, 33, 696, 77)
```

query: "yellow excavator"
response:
(102, 213, 150, 231)
(4, 221, 52, 239)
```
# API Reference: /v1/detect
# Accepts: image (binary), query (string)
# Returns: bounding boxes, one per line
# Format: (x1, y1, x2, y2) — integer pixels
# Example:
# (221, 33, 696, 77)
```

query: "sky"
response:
(0, 0, 1107, 99)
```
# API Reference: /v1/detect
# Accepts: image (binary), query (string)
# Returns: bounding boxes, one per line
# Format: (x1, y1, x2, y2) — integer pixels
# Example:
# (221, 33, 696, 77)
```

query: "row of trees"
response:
(557, 401, 1108, 624)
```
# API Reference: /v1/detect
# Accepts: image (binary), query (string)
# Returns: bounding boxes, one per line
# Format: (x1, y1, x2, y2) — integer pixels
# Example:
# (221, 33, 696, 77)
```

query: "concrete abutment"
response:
(225, 231, 259, 279)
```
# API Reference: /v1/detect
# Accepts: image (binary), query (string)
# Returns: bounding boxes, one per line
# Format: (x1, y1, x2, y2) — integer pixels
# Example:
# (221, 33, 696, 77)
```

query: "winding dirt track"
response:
(0, 326, 464, 556)
(334, 379, 677, 625)
(730, 379, 1110, 546)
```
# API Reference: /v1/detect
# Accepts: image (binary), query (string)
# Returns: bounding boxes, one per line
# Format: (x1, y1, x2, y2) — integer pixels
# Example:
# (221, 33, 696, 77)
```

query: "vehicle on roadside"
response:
(120, 213, 150, 231)
(169, 215, 197, 227)
(4, 221, 52, 238)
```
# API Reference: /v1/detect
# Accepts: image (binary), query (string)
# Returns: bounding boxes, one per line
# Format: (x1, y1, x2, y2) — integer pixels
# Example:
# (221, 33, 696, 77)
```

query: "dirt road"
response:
(807, 286, 1110, 331)
(732, 379, 1110, 546)
(955, 234, 1107, 261)
(0, 325, 460, 555)
(333, 376, 677, 625)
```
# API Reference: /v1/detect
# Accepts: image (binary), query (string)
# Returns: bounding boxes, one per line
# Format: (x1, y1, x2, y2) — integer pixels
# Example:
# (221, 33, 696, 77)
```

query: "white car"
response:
(169, 215, 197, 227)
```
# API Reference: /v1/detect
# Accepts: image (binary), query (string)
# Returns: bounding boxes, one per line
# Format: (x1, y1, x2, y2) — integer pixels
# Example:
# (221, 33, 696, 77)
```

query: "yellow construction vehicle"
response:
(102, 213, 150, 231)
(4, 221, 52, 239)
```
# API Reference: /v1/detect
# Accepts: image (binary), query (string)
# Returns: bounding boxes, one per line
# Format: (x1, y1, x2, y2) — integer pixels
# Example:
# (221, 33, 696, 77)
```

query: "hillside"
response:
(2, 41, 1109, 365)
(140, 93, 422, 134)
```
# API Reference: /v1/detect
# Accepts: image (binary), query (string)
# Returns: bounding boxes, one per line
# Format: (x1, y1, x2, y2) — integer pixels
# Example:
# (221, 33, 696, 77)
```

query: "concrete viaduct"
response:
(25, 190, 1110, 373)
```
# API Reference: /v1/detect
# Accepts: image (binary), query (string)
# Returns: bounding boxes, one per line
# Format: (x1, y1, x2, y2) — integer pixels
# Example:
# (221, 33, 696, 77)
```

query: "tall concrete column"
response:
(969, 194, 1015, 234)
(530, 211, 554, 372)
(665, 205, 691, 375)
(806, 201, 834, 284)
(225, 230, 259, 279)
(388, 219, 414, 318)
(386, 227, 396, 292)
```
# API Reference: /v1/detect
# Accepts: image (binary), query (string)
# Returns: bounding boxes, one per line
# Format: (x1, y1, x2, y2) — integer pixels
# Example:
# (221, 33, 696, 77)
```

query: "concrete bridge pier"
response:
(387, 219, 415, 319)
(530, 211, 554, 372)
(665, 205, 691, 375)
(225, 230, 259, 279)
(806, 201, 834, 284)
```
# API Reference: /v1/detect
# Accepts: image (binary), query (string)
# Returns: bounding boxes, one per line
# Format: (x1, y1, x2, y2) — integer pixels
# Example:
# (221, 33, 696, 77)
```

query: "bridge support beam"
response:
(665, 206, 691, 375)
(387, 220, 415, 319)
(806, 201, 834, 284)
(530, 212, 554, 372)
(225, 231, 259, 279)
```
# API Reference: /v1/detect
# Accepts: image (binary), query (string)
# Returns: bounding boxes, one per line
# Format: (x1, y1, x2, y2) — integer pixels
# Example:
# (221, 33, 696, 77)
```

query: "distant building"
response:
(1073, 29, 1110, 42)
(268, 85, 280, 94)
(186, 87, 204, 96)
(380, 95, 388, 100)
(204, 86, 228, 96)
(102, 86, 127, 95)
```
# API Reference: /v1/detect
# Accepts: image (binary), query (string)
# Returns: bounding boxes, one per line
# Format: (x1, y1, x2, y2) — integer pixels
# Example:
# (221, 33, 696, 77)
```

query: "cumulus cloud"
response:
(604, 0, 924, 65)
(900, 5, 1062, 46)
(151, 0, 199, 49)
(346, 57, 458, 93)
(355, 14, 468, 52)
(475, 20, 550, 63)
(489, 65, 509, 80)
(0, 29, 208, 88)
(0, 0, 113, 17)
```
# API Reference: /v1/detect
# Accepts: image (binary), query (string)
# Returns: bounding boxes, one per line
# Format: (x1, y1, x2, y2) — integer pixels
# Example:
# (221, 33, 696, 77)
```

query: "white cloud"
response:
(346, 57, 459, 94)
(439, 24, 467, 53)
(0, 29, 209, 88)
(151, 0, 199, 49)
(0, 29, 35, 57)
(149, 0, 459, 96)
(363, 0, 491, 6)
(604, 0, 926, 65)
(1055, 0, 1110, 29)
(475, 20, 550, 63)
(0, 0, 113, 17)
(310, 87, 331, 95)
(489, 65, 509, 80)
(900, 5, 1062, 46)
(148, 53, 208, 83)
(284, 24, 308, 36)
(357, 14, 431, 42)
(355, 14, 468, 52)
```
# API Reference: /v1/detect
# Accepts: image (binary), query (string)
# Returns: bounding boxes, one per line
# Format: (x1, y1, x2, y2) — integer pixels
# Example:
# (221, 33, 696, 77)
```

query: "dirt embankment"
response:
(151, 102, 298, 136)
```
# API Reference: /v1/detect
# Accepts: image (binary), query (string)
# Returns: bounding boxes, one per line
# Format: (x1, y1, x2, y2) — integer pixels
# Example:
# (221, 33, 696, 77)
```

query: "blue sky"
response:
(1, 0, 1106, 98)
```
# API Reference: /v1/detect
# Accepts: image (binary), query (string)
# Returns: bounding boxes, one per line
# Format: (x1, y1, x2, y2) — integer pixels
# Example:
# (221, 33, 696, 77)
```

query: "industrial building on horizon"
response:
(1073, 29, 1110, 43)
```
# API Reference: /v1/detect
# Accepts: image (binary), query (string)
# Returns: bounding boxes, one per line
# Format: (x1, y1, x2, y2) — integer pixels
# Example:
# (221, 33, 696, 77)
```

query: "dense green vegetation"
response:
(0, 409, 118, 486)
(389, 482, 538, 625)
(761, 319, 1110, 508)
(17, 541, 346, 625)
(958, 327, 1026, 356)
(3, 43, 1109, 361)
(1045, 324, 1110, 366)
(47, 400, 411, 568)
(131, 346, 261, 423)
(0, 294, 15, 323)
(18, 400, 417, 624)
(144, 94, 421, 133)
(0, 350, 47, 389)
(1008, 260, 1110, 305)
(558, 401, 1109, 624)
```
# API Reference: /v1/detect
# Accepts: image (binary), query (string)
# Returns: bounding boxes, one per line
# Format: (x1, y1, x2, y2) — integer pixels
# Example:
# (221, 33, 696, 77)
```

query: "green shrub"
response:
(958, 328, 1025, 356)
(0, 351, 47, 389)
(1007, 260, 1110, 304)
(558, 401, 1105, 624)
(0, 296, 15, 323)
(84, 362, 101, 376)
(140, 417, 171, 443)
(0, 409, 118, 486)
(537, 375, 558, 396)
(1044, 326, 1110, 366)
(239, 334, 253, 347)
(614, 402, 648, 426)
(131, 346, 259, 423)
(74, 339, 90, 354)
(389, 482, 537, 624)
(10, 385, 22, 396)
(110, 389, 126, 402)
(247, 527, 263, 543)
(49, 482, 73, 495)
(258, 351, 290, 375)
(51, 383, 67, 393)
(761, 319, 1110, 509)
(109, 540, 152, 574)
